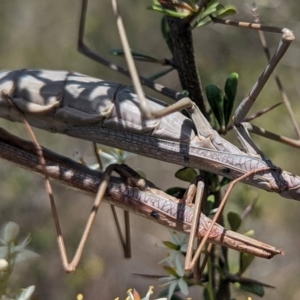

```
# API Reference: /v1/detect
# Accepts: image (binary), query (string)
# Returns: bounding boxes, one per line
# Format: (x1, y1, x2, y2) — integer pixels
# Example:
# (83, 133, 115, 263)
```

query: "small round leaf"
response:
(4, 222, 19, 244)
(163, 241, 180, 251)
(236, 282, 264, 297)
(165, 187, 186, 198)
(224, 72, 239, 126)
(0, 259, 8, 271)
(239, 252, 254, 275)
(205, 84, 224, 129)
(175, 167, 198, 182)
(227, 211, 242, 231)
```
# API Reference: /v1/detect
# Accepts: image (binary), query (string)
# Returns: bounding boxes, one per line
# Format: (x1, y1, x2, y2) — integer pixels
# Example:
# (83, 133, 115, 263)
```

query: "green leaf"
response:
(162, 241, 180, 250)
(161, 16, 173, 54)
(170, 295, 185, 300)
(214, 6, 237, 19)
(184, 0, 197, 11)
(158, 286, 181, 298)
(236, 282, 265, 297)
(158, 287, 184, 300)
(191, 1, 237, 28)
(205, 172, 218, 191)
(178, 277, 189, 295)
(15, 249, 40, 262)
(224, 72, 238, 126)
(201, 2, 224, 19)
(4, 222, 19, 244)
(147, 67, 174, 81)
(192, 17, 212, 28)
(243, 229, 255, 238)
(165, 187, 186, 198)
(110, 48, 161, 63)
(190, 0, 220, 28)
(227, 211, 242, 231)
(203, 287, 210, 300)
(163, 266, 179, 277)
(239, 252, 255, 275)
(205, 195, 215, 215)
(219, 177, 231, 187)
(181, 90, 189, 97)
(175, 167, 198, 182)
(17, 285, 35, 300)
(206, 84, 224, 129)
(148, 5, 190, 18)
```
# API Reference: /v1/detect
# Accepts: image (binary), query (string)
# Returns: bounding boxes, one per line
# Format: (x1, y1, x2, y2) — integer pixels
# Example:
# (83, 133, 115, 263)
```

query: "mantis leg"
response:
(210, 16, 294, 154)
(247, 5, 300, 148)
(78, 0, 198, 253)
(184, 15, 295, 155)
(78, 0, 198, 119)
(92, 142, 131, 258)
(3, 90, 133, 271)
(109, 0, 297, 156)
(55, 163, 134, 272)
(183, 177, 213, 277)
(210, 16, 294, 125)
(184, 166, 273, 272)
(184, 178, 207, 272)
(78, 1, 292, 273)
(79, 0, 296, 150)
(110, 206, 131, 258)
(57, 163, 125, 272)
(78, 0, 185, 103)
(0, 127, 283, 261)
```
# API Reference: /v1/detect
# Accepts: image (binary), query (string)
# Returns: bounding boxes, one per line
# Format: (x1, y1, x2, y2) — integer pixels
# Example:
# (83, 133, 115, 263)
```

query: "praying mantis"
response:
(0, 0, 299, 293)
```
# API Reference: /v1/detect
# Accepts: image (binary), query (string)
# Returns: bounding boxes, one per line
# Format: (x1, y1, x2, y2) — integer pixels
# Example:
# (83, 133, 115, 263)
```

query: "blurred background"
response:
(0, 0, 300, 299)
